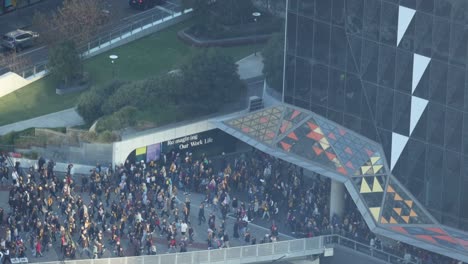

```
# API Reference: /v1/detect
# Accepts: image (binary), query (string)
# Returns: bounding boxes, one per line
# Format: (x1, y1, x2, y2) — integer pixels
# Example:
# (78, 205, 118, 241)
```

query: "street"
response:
(0, 0, 183, 75)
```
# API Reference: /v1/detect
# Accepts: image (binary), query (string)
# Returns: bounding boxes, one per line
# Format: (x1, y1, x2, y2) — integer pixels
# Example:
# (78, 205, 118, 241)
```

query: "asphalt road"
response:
(0, 0, 183, 75)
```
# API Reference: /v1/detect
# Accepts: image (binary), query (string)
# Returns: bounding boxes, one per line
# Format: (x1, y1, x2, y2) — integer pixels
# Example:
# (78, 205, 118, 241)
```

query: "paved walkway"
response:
(0, 108, 84, 135)
(0, 54, 264, 136)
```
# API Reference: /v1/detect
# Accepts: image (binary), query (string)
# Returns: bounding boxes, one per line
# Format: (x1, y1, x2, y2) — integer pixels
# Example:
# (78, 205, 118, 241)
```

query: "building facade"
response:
(284, 0, 468, 231)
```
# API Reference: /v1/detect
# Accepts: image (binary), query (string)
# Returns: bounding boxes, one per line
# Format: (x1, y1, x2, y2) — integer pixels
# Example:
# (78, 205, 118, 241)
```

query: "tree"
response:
(215, 0, 254, 25)
(262, 33, 284, 92)
(48, 40, 83, 86)
(181, 48, 246, 113)
(0, 51, 31, 74)
(32, 0, 106, 46)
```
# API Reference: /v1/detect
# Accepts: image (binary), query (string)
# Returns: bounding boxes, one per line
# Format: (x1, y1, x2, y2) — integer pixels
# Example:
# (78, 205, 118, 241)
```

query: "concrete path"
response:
(236, 53, 264, 80)
(0, 107, 84, 135)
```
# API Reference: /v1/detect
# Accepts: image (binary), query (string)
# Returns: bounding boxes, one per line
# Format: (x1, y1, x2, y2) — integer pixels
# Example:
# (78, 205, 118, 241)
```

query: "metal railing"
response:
(323, 235, 418, 264)
(8, 235, 420, 264)
(13, 8, 192, 80)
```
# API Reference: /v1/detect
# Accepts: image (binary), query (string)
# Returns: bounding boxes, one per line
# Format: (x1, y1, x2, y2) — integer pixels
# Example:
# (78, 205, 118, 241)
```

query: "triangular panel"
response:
(397, 6, 416, 46)
(412, 54, 431, 94)
(380, 177, 435, 225)
(391, 132, 409, 170)
(277, 117, 347, 175)
(410, 96, 428, 135)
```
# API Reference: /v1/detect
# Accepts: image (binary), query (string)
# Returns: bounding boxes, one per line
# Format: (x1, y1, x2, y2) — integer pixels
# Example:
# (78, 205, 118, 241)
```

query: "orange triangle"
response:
(381, 217, 388, 224)
(393, 208, 402, 215)
(405, 200, 413, 208)
(409, 210, 417, 217)
(390, 217, 398, 224)
(279, 141, 291, 152)
(394, 193, 403, 201)
(401, 216, 410, 223)
(287, 132, 298, 141)
(387, 185, 395, 193)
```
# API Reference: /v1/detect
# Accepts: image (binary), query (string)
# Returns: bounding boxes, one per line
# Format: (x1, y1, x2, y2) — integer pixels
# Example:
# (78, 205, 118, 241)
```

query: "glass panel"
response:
(414, 12, 433, 58)
(276, 106, 309, 141)
(277, 116, 347, 175)
(314, 115, 386, 176)
(225, 106, 284, 145)
(352, 175, 386, 221)
(380, 177, 435, 225)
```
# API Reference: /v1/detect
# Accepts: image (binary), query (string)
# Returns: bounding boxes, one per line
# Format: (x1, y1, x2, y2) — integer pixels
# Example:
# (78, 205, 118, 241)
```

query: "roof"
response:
(212, 104, 468, 262)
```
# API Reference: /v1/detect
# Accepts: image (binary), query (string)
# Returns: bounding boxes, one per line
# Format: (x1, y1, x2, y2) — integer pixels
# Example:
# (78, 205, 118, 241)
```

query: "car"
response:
(1, 29, 39, 52)
(129, 0, 165, 10)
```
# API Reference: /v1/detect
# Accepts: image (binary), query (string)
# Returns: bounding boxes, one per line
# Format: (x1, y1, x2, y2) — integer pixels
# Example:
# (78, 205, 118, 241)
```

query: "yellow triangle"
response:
(361, 166, 372, 175)
(369, 207, 381, 221)
(405, 200, 413, 208)
(394, 193, 403, 201)
(381, 217, 388, 224)
(370, 156, 380, 165)
(319, 140, 330, 150)
(401, 216, 410, 223)
(372, 177, 383, 192)
(360, 178, 372, 193)
(372, 165, 383, 173)
(393, 208, 402, 215)
(315, 127, 324, 135)
(410, 210, 417, 217)
(390, 217, 398, 224)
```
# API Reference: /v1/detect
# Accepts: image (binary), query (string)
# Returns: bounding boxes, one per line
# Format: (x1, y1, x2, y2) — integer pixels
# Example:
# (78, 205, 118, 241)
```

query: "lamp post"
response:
(252, 12, 261, 55)
(109, 54, 118, 79)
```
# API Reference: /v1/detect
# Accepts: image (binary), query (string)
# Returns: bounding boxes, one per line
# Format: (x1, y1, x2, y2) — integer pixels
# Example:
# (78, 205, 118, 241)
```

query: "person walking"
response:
(198, 203, 206, 225)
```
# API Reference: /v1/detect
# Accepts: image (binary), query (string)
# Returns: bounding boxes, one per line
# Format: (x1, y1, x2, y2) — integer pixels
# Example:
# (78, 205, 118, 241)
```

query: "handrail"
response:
(4, 235, 418, 264)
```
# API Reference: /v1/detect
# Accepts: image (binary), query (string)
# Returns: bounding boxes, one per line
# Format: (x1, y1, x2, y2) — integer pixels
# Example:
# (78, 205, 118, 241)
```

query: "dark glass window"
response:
(379, 1, 398, 45)
(362, 0, 381, 41)
(296, 15, 314, 59)
(414, 12, 433, 58)
(361, 39, 379, 83)
(392, 91, 411, 136)
(311, 63, 329, 107)
(444, 108, 463, 153)
(426, 102, 446, 147)
(312, 20, 331, 65)
(377, 45, 396, 89)
(329, 26, 347, 71)
(432, 17, 450, 61)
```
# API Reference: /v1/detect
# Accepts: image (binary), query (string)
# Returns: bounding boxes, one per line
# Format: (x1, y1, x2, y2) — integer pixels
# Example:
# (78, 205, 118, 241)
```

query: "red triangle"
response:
(307, 121, 318, 131)
(266, 131, 276, 139)
(434, 235, 457, 244)
(280, 121, 291, 133)
(287, 132, 299, 141)
(260, 117, 268, 123)
(426, 228, 447, 235)
(328, 132, 337, 140)
(346, 161, 354, 169)
(415, 235, 437, 244)
(242, 127, 251, 133)
(390, 226, 408, 234)
(365, 148, 374, 157)
(290, 110, 301, 120)
(279, 141, 291, 152)
(337, 167, 347, 175)
(307, 131, 324, 141)
(313, 146, 324, 156)
(339, 128, 347, 136)
(345, 147, 353, 155)
(326, 151, 337, 161)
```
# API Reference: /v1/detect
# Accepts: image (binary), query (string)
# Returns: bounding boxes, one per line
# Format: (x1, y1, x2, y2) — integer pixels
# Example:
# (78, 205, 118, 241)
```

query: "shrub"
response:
(97, 130, 119, 143)
(96, 106, 138, 132)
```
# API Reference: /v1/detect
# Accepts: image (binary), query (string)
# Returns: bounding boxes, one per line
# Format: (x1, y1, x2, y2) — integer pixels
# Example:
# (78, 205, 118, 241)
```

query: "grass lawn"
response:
(0, 19, 266, 127)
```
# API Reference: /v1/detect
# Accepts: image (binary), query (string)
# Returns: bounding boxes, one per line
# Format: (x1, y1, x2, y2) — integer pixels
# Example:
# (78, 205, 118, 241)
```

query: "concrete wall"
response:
(0, 71, 47, 98)
(320, 246, 388, 264)
(0, 9, 192, 99)
(113, 119, 216, 166)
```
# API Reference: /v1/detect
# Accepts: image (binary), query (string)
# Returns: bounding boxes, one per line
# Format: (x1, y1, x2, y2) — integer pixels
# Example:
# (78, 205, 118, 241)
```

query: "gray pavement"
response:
(0, 170, 292, 263)
(0, 53, 265, 136)
(0, 108, 84, 135)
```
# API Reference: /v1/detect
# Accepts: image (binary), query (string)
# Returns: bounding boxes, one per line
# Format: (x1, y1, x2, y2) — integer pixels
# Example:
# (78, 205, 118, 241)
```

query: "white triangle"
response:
(391, 132, 409, 170)
(410, 96, 428, 135)
(397, 6, 416, 46)
(412, 54, 431, 94)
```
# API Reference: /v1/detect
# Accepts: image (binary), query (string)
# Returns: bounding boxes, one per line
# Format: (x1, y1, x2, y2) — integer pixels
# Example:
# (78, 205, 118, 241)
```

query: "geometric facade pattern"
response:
(226, 106, 284, 145)
(284, 0, 468, 234)
(220, 104, 468, 260)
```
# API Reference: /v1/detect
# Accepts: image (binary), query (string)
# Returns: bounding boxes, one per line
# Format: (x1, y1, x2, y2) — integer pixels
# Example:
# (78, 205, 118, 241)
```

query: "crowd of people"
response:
(0, 149, 463, 264)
